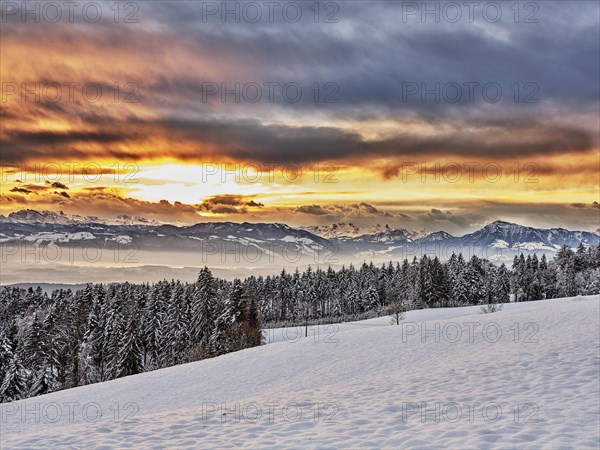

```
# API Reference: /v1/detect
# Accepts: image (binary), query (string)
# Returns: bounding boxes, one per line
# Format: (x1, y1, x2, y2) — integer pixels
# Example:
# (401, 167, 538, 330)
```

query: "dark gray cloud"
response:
(2, 1, 598, 167)
(2, 1, 598, 120)
(571, 202, 600, 210)
(294, 202, 388, 220)
(10, 187, 33, 194)
(2, 115, 593, 167)
(49, 181, 69, 190)
(197, 194, 264, 214)
(427, 208, 472, 228)
(6, 130, 131, 145)
(295, 205, 329, 216)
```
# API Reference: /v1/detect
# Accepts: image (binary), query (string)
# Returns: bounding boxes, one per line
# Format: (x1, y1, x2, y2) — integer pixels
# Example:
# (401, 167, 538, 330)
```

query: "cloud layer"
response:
(1, 1, 598, 231)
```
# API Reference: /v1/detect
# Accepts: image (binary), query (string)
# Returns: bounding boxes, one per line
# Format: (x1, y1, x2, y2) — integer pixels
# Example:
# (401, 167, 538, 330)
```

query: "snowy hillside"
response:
(1, 296, 599, 449)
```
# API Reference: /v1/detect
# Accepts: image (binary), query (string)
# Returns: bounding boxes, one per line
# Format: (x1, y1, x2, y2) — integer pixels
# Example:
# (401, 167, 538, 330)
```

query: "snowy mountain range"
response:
(0, 211, 338, 271)
(1, 210, 599, 265)
(301, 222, 428, 240)
(0, 209, 161, 226)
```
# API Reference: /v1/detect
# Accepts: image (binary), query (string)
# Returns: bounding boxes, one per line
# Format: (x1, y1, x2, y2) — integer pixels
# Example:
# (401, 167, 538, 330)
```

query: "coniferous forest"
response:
(1, 244, 599, 403)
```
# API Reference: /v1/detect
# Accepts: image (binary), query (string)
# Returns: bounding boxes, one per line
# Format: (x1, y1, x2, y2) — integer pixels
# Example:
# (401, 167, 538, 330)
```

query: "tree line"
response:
(1, 244, 599, 403)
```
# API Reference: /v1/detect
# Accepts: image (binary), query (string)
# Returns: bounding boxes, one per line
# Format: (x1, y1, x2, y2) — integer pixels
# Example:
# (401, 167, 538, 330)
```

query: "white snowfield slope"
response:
(2, 296, 599, 449)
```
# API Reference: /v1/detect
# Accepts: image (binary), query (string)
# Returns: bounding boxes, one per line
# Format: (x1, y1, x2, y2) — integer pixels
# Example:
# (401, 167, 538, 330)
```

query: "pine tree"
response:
(81, 285, 109, 384)
(161, 281, 189, 366)
(29, 310, 62, 396)
(243, 297, 263, 347)
(191, 268, 217, 349)
(465, 256, 486, 305)
(115, 314, 143, 378)
(0, 329, 14, 397)
(212, 279, 246, 354)
(492, 263, 511, 303)
(451, 254, 469, 306)
(23, 314, 43, 371)
(0, 331, 27, 403)
(141, 284, 164, 370)
(104, 288, 125, 380)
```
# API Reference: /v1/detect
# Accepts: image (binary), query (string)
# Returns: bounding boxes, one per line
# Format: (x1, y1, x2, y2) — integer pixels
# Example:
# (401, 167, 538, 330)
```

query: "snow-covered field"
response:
(1, 296, 599, 449)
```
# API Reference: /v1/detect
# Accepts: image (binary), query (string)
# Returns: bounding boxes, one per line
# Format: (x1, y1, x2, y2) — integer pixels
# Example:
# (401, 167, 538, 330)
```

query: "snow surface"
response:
(1, 296, 599, 449)
(22, 231, 96, 244)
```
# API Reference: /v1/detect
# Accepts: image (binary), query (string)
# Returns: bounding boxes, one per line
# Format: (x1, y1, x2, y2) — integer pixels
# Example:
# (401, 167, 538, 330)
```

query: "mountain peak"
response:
(6, 209, 71, 224)
(486, 220, 517, 228)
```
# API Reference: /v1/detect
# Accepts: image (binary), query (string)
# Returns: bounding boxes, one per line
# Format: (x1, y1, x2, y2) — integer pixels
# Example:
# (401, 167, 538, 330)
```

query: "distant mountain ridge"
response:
(0, 209, 160, 226)
(0, 213, 339, 269)
(1, 211, 598, 265)
(457, 220, 600, 250)
(301, 222, 428, 241)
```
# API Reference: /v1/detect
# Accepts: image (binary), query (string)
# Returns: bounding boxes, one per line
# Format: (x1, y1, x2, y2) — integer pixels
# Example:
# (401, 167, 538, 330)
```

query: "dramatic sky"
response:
(1, 0, 599, 233)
